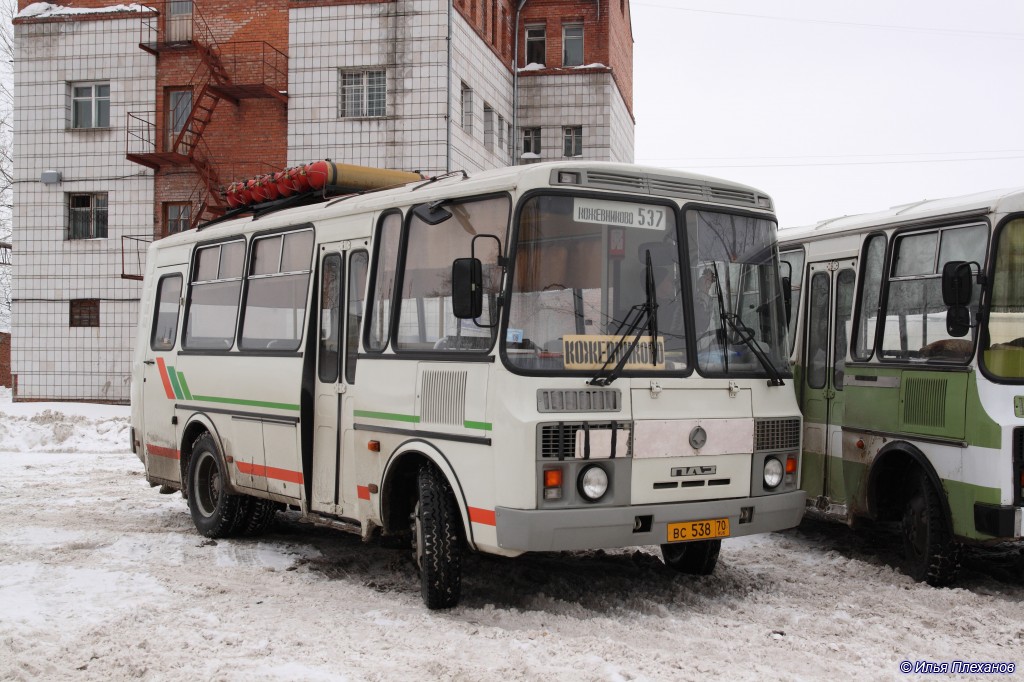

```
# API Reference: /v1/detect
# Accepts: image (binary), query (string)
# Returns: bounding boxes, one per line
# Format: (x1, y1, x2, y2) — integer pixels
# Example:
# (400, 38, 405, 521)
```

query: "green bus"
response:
(779, 187, 1024, 585)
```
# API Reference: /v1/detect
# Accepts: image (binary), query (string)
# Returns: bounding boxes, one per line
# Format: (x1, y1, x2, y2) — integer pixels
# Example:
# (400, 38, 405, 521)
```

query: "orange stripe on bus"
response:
(468, 507, 496, 526)
(155, 357, 175, 399)
(235, 461, 305, 485)
(357, 485, 371, 500)
(146, 443, 180, 460)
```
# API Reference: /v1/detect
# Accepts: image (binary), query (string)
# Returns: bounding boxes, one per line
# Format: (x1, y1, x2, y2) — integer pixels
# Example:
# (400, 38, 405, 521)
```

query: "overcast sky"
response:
(631, 0, 1024, 228)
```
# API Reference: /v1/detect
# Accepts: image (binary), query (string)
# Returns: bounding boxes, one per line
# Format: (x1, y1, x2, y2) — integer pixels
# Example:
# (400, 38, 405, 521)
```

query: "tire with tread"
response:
(413, 463, 463, 609)
(901, 470, 961, 586)
(187, 433, 245, 538)
(240, 499, 278, 536)
(660, 539, 721, 575)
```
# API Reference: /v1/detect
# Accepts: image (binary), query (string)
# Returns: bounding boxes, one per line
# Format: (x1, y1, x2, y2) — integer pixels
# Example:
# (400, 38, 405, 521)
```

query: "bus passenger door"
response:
(141, 269, 186, 484)
(311, 246, 368, 515)
(800, 259, 856, 510)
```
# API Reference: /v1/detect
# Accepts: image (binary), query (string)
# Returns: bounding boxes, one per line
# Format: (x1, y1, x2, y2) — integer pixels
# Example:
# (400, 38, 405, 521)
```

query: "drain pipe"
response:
(446, 0, 453, 172)
(512, 0, 529, 166)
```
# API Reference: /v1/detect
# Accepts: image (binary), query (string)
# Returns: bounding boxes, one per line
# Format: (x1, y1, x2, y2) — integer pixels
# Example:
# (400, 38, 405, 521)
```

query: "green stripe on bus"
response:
(353, 410, 420, 424)
(176, 372, 193, 401)
(166, 366, 184, 400)
(190, 395, 301, 411)
(464, 420, 493, 431)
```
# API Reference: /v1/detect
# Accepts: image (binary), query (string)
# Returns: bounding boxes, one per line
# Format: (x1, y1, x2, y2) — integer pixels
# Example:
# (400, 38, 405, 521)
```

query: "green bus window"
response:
(852, 235, 885, 361)
(806, 271, 830, 389)
(984, 218, 1024, 379)
(833, 269, 855, 390)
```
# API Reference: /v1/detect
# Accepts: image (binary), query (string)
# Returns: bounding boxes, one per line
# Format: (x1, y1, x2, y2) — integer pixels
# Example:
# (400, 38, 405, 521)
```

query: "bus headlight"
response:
(763, 457, 784, 489)
(578, 465, 609, 501)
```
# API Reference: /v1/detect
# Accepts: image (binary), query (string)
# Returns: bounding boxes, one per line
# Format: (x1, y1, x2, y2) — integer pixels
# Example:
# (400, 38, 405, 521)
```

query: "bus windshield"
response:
(983, 217, 1024, 380)
(686, 209, 790, 378)
(504, 195, 789, 379)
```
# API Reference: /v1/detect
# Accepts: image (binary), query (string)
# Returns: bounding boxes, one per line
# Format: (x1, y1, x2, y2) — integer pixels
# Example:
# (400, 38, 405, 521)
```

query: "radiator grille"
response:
(537, 388, 621, 413)
(902, 377, 947, 428)
(537, 422, 632, 459)
(755, 418, 801, 451)
(420, 370, 467, 426)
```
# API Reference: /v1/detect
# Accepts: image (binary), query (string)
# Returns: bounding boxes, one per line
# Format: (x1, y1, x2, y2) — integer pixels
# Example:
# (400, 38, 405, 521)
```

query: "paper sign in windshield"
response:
(573, 198, 668, 231)
(562, 334, 666, 370)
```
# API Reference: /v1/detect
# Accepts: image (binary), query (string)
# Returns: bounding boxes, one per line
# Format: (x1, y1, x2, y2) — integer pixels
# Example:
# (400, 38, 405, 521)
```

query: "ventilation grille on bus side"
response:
(537, 422, 632, 458)
(902, 377, 947, 428)
(755, 418, 801, 451)
(537, 389, 621, 413)
(420, 370, 467, 426)
(554, 170, 767, 208)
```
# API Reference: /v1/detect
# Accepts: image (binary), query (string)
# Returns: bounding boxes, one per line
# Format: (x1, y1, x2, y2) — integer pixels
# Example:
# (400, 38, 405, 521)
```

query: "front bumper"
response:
(495, 490, 806, 552)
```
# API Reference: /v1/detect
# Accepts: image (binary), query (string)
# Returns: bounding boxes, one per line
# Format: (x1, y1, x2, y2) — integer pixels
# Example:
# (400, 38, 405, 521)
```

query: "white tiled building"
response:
(12, 0, 635, 402)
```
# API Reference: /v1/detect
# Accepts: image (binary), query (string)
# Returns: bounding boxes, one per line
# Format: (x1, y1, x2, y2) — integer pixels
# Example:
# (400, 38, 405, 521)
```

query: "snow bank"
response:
(0, 405, 130, 453)
(17, 2, 152, 19)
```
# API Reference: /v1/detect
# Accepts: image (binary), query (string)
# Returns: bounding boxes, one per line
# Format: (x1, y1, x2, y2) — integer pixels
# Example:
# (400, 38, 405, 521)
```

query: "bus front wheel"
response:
(412, 464, 463, 609)
(900, 471, 960, 586)
(660, 539, 721, 575)
(187, 433, 245, 538)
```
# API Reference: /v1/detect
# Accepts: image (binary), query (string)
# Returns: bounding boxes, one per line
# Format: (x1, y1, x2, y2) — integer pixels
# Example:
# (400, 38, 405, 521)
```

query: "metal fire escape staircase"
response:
(127, 1, 288, 229)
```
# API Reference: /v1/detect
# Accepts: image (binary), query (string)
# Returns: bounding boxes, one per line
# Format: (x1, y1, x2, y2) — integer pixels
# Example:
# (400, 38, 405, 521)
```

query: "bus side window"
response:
(151, 274, 182, 351)
(852, 234, 885, 361)
(319, 254, 342, 382)
(365, 213, 402, 351)
(346, 251, 368, 383)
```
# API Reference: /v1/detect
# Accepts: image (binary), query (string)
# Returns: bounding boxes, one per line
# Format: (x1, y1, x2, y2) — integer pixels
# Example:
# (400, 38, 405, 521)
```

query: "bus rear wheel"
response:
(660, 539, 721, 575)
(187, 433, 245, 538)
(900, 471, 960, 586)
(412, 464, 463, 609)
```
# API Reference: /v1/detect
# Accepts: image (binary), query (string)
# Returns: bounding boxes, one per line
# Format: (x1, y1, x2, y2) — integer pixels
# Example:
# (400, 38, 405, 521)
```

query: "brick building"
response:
(11, 0, 635, 402)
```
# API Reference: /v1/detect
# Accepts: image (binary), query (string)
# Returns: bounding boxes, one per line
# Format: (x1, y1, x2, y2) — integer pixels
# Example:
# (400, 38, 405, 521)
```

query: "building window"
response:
(68, 193, 108, 239)
(70, 299, 100, 328)
(563, 126, 582, 157)
(70, 82, 110, 129)
(563, 24, 583, 66)
(497, 114, 505, 152)
(507, 121, 514, 155)
(165, 202, 191, 235)
(523, 127, 542, 156)
(461, 82, 473, 131)
(339, 69, 386, 118)
(484, 105, 494, 149)
(525, 25, 546, 65)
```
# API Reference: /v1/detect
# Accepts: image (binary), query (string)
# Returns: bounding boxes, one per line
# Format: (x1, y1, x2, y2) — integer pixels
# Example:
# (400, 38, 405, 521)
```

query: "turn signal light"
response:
(367, 440, 380, 452)
(785, 455, 798, 474)
(543, 468, 563, 500)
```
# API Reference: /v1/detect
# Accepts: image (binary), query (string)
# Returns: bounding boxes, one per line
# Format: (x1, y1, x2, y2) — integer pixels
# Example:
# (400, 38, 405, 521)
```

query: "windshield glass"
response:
(505, 194, 685, 374)
(685, 210, 790, 377)
(983, 217, 1024, 380)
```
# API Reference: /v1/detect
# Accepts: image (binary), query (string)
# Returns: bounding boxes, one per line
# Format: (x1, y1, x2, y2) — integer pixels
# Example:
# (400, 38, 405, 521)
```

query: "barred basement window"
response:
(70, 82, 110, 129)
(70, 299, 100, 328)
(68, 193, 108, 239)
(339, 69, 386, 118)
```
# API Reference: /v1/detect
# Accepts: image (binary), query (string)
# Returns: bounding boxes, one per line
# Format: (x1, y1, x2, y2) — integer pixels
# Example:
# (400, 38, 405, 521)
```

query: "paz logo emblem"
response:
(689, 425, 707, 450)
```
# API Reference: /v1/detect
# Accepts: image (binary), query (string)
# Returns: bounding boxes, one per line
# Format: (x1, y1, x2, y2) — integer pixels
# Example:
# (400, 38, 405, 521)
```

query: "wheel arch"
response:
(178, 412, 230, 497)
(866, 441, 953, 526)
(379, 439, 475, 551)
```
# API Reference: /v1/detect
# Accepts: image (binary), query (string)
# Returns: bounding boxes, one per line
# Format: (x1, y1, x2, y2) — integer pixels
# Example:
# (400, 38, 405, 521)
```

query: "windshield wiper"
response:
(588, 251, 659, 386)
(708, 264, 784, 386)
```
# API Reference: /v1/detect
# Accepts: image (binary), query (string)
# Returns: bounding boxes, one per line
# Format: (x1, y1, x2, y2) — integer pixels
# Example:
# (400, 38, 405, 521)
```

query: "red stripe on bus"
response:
(155, 357, 176, 400)
(357, 485, 371, 500)
(146, 443, 180, 460)
(235, 461, 305, 485)
(468, 507, 496, 526)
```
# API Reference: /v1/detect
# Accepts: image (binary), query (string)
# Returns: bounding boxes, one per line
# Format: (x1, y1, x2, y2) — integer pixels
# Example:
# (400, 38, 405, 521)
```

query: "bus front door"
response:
(801, 259, 856, 512)
(310, 246, 368, 516)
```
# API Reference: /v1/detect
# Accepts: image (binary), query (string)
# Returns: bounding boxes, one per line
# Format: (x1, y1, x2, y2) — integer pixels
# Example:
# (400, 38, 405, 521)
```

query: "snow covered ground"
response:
(2, 394, 1023, 681)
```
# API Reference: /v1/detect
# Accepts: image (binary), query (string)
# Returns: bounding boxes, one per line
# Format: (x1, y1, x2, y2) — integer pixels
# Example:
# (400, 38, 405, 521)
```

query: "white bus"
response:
(130, 161, 805, 608)
(779, 187, 1024, 585)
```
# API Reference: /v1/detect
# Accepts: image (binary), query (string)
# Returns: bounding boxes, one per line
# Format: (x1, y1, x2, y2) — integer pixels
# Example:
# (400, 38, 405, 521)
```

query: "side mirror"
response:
(946, 305, 971, 338)
(412, 201, 453, 226)
(452, 257, 483, 319)
(941, 261, 973, 306)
